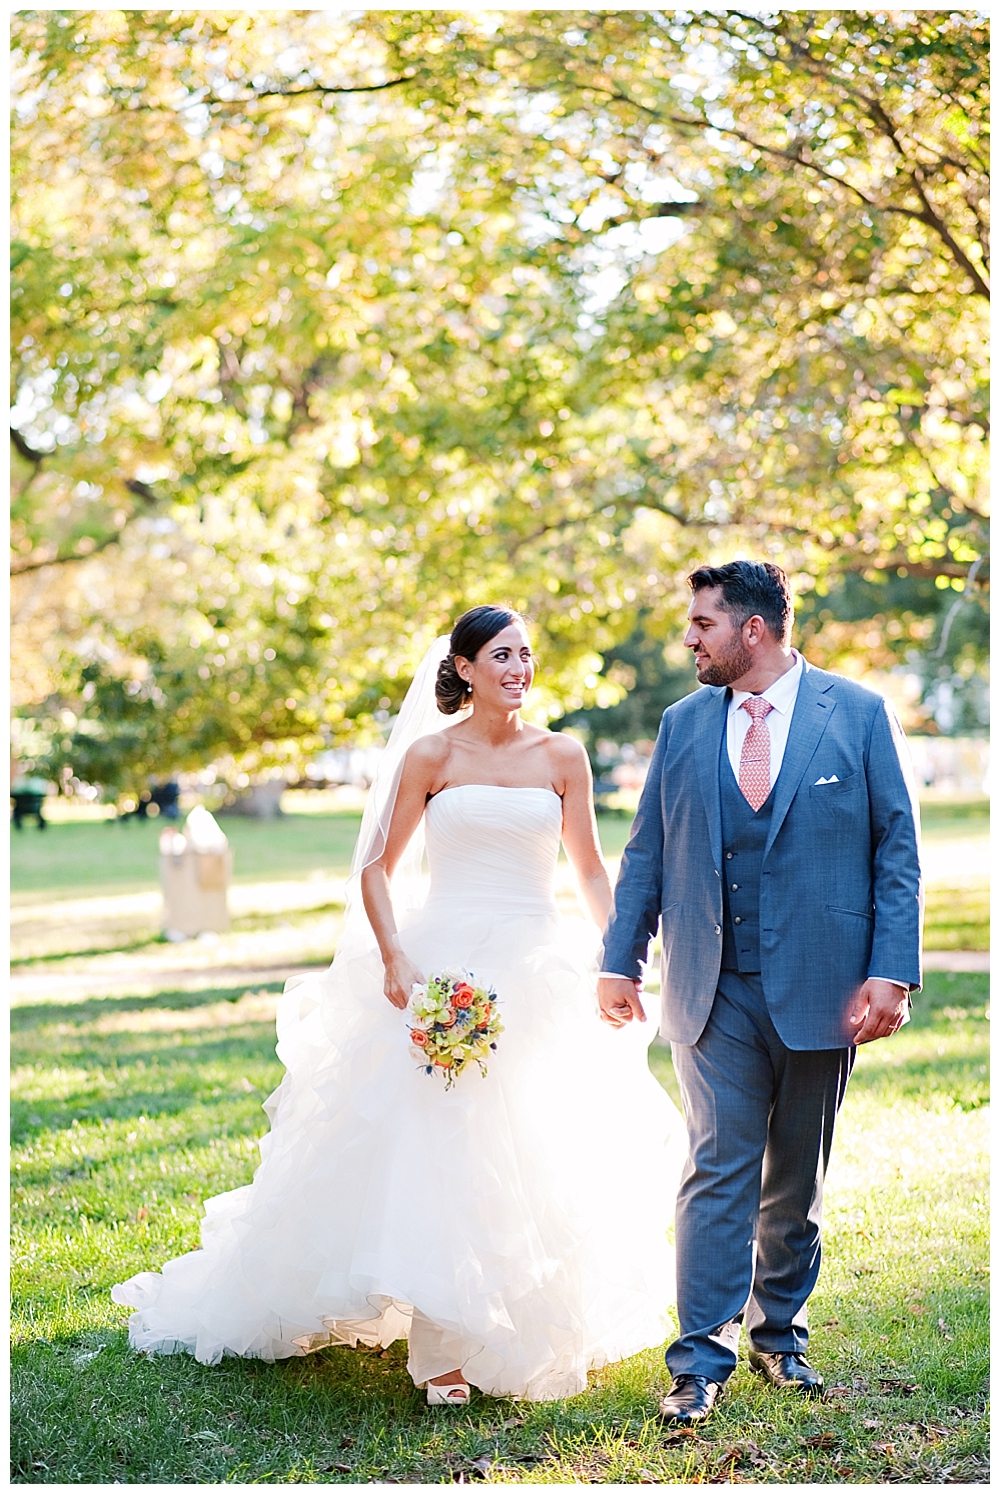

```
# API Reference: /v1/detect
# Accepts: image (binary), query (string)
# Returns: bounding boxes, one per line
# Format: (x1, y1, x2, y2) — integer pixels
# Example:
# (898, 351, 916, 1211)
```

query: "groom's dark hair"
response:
(687, 561, 793, 644)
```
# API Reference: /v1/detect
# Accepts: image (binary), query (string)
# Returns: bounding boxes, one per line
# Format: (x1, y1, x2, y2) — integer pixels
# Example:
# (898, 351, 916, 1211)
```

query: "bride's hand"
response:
(382, 950, 424, 1010)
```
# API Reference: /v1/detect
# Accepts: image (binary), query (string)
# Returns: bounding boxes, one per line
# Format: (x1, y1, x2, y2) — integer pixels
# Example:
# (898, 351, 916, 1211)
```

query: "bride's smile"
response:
(456, 622, 534, 712)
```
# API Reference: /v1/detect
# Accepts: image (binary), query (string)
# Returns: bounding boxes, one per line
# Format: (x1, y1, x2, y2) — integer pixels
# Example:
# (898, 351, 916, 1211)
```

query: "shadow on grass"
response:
(10, 1313, 989, 1486)
(11, 980, 288, 1032)
(10, 969, 990, 1482)
(11, 935, 169, 969)
(10, 1331, 432, 1484)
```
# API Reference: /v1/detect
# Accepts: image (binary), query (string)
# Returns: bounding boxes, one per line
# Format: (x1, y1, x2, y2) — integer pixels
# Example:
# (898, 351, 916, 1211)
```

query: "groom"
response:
(598, 561, 921, 1426)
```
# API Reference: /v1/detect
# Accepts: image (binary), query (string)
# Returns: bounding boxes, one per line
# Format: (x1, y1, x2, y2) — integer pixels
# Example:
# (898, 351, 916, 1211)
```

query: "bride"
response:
(113, 605, 684, 1403)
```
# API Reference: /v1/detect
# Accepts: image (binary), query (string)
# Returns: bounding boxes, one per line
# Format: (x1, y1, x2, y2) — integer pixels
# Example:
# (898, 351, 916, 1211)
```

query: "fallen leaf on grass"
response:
(879, 1377, 918, 1396)
(800, 1433, 836, 1450)
(823, 1385, 853, 1400)
(920, 1423, 953, 1443)
(874, 1442, 896, 1458)
(938, 1318, 953, 1340)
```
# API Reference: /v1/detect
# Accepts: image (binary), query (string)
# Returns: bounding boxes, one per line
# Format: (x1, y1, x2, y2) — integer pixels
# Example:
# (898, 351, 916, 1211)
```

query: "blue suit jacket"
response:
(601, 660, 923, 1050)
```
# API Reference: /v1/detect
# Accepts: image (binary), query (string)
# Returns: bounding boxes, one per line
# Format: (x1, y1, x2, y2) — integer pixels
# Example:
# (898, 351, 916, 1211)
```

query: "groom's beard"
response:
(692, 631, 754, 687)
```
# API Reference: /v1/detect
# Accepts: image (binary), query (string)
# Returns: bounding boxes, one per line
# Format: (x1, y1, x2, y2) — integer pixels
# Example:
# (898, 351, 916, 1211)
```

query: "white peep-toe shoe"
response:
(426, 1380, 471, 1407)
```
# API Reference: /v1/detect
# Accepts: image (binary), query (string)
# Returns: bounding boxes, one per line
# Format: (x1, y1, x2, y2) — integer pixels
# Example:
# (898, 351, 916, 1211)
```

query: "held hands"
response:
(382, 949, 424, 1010)
(597, 975, 646, 1028)
(848, 978, 909, 1045)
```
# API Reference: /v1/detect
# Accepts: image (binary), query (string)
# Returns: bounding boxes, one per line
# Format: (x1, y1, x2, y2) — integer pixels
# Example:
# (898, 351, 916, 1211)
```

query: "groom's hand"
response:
(597, 976, 646, 1027)
(849, 978, 909, 1045)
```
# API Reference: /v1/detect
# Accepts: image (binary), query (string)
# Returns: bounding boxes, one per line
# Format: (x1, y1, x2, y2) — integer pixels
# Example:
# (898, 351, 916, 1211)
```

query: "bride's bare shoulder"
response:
(540, 728, 589, 774)
(403, 725, 464, 772)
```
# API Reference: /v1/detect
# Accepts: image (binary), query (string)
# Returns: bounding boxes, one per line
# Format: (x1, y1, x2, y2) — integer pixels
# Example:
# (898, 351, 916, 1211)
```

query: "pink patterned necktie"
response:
(738, 696, 774, 811)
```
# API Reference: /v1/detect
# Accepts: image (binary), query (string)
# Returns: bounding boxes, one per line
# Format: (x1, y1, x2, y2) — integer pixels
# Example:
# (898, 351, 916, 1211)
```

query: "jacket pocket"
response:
(827, 904, 875, 923)
(809, 770, 862, 796)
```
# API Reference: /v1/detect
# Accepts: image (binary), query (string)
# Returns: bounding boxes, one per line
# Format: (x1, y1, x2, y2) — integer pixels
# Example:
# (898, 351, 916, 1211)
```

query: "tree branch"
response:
(840, 554, 988, 584)
(902, 164, 989, 297)
(125, 478, 160, 506)
(199, 75, 413, 111)
(11, 529, 125, 575)
(10, 428, 45, 464)
(10, 463, 161, 574)
(627, 16, 991, 297)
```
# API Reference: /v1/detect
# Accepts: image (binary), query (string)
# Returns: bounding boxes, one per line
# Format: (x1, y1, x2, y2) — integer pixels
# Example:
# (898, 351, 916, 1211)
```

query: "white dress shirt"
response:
(601, 649, 908, 992)
(727, 649, 803, 786)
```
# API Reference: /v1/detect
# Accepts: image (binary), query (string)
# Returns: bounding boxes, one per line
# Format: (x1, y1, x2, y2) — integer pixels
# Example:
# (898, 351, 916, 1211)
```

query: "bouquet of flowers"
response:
(408, 967, 503, 1089)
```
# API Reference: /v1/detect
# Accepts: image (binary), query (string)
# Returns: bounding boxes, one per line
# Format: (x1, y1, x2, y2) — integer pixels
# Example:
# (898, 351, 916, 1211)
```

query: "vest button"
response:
(726, 852, 734, 859)
(734, 917, 743, 924)
(714, 925, 721, 935)
(731, 883, 739, 891)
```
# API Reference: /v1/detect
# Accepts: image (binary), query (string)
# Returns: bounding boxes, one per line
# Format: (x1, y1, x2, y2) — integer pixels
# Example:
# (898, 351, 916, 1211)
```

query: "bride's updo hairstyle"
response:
(435, 604, 528, 714)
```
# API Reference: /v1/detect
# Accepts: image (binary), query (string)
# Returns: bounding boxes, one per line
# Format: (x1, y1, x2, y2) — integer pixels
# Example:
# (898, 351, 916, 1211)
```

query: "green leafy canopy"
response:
(10, 9, 988, 791)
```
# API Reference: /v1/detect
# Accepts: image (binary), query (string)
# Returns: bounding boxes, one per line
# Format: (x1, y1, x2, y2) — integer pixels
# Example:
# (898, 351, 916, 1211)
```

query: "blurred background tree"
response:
(10, 8, 988, 797)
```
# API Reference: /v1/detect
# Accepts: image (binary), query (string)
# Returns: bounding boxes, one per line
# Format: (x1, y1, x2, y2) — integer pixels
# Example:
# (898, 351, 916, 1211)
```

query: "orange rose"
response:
(453, 990, 473, 1009)
(453, 983, 474, 1000)
(410, 1029, 428, 1047)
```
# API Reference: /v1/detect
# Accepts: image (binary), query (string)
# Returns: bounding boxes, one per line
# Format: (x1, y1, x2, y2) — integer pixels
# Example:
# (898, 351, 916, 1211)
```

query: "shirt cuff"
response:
(599, 972, 633, 982)
(871, 977, 911, 990)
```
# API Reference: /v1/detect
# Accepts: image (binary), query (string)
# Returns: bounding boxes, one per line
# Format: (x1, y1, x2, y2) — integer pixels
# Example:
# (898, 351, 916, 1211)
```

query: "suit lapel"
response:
(764, 662, 836, 859)
(693, 686, 728, 871)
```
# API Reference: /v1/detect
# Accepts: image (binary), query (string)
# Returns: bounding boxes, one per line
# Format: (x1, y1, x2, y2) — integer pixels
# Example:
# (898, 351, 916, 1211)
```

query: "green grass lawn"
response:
(924, 881, 990, 952)
(10, 813, 365, 901)
(11, 796, 988, 900)
(916, 796, 990, 840)
(11, 972, 988, 1484)
(12, 799, 989, 963)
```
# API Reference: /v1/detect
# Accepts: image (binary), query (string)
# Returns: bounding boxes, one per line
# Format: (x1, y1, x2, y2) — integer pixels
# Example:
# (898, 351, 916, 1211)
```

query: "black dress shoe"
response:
(748, 1350, 824, 1397)
(657, 1374, 723, 1426)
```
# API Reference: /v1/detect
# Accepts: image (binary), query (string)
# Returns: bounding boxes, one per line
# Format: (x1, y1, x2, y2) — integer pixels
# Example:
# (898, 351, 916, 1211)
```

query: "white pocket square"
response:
(814, 775, 840, 785)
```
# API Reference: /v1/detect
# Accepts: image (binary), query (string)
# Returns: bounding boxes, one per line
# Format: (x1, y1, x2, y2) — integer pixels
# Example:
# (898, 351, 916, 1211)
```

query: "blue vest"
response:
(720, 720, 776, 973)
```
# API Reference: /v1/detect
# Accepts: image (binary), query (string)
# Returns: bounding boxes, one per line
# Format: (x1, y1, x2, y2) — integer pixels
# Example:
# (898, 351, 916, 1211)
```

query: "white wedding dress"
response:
(113, 785, 685, 1400)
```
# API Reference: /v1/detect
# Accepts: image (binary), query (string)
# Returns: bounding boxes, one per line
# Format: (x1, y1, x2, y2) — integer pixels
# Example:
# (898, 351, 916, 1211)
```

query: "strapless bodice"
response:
(423, 785, 562, 912)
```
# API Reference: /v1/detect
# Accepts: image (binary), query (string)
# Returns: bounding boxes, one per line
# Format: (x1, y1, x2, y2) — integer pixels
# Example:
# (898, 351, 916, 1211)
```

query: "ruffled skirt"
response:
(112, 898, 684, 1400)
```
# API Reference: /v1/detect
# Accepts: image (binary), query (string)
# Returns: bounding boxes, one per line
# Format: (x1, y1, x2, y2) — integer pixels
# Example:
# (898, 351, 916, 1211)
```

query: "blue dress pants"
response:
(666, 970, 855, 1384)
